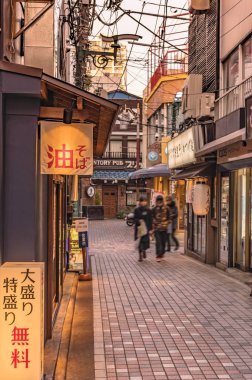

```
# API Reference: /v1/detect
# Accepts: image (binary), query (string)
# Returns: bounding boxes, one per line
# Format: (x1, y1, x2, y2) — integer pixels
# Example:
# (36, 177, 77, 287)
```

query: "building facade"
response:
(81, 90, 144, 218)
(196, 0, 252, 271)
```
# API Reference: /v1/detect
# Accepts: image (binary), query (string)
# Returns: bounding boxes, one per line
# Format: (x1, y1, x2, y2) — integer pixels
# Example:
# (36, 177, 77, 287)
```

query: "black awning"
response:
(172, 163, 216, 180)
(219, 157, 252, 172)
(129, 164, 172, 180)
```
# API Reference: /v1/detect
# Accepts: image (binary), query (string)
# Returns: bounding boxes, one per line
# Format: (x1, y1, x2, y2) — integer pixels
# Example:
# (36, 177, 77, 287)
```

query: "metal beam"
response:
(14, 1, 54, 39)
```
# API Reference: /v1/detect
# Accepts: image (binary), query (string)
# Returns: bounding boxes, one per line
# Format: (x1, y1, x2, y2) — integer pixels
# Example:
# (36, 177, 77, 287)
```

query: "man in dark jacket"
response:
(152, 195, 171, 262)
(134, 196, 153, 262)
(166, 195, 179, 251)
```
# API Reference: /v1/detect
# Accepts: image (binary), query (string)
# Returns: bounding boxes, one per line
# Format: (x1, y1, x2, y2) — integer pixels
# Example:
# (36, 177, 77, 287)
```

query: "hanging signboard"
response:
(79, 232, 89, 249)
(167, 128, 196, 169)
(0, 262, 44, 380)
(75, 218, 88, 233)
(41, 121, 93, 175)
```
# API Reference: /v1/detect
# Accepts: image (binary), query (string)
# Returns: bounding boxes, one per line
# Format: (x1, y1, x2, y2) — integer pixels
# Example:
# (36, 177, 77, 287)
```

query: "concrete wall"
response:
(220, 0, 252, 59)
(24, 3, 54, 75)
(0, 70, 47, 263)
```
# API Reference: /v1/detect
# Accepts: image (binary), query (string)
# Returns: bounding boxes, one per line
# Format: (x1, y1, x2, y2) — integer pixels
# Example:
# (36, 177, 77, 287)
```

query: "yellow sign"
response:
(0, 262, 44, 380)
(41, 121, 93, 175)
(161, 137, 170, 165)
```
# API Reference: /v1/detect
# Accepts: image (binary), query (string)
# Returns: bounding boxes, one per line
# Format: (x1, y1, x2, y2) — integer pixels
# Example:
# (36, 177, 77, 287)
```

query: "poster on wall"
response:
(246, 95, 252, 140)
(40, 121, 93, 175)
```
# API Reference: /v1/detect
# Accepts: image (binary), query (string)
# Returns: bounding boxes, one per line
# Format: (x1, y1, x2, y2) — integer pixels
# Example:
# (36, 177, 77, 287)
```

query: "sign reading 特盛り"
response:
(0, 262, 44, 380)
(41, 121, 93, 175)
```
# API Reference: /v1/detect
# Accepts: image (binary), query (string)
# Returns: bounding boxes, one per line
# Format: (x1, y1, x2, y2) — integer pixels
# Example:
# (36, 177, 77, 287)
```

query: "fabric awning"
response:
(92, 170, 132, 180)
(172, 163, 216, 180)
(129, 164, 172, 180)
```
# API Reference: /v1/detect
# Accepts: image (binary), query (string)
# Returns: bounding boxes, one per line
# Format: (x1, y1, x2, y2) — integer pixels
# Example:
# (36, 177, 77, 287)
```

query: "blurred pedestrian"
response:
(152, 195, 171, 262)
(166, 195, 179, 251)
(134, 196, 153, 262)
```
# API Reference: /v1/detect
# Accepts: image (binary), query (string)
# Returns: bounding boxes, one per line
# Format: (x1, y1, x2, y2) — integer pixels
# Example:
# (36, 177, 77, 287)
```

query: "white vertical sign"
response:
(0, 263, 44, 380)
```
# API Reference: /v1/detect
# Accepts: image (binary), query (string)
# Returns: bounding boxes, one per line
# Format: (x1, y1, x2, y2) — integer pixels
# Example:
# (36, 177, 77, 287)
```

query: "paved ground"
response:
(90, 220, 252, 380)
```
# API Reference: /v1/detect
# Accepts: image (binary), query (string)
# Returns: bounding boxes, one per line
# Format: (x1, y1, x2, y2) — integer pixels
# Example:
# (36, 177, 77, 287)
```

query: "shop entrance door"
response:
(220, 176, 229, 266)
(103, 186, 118, 218)
(235, 169, 247, 269)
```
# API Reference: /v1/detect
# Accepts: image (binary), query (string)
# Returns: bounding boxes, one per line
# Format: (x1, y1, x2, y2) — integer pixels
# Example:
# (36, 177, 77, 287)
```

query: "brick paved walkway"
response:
(90, 220, 252, 380)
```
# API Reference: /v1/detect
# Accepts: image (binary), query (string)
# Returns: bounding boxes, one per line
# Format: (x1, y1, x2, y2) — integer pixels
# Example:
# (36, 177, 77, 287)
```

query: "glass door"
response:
(220, 176, 229, 266)
(235, 169, 247, 269)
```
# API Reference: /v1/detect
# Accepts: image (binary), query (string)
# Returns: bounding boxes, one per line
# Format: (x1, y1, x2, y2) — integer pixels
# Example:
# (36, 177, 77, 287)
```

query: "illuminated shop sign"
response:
(41, 121, 93, 175)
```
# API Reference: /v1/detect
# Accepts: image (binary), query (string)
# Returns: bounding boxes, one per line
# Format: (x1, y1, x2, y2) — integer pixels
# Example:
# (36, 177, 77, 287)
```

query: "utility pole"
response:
(136, 102, 141, 170)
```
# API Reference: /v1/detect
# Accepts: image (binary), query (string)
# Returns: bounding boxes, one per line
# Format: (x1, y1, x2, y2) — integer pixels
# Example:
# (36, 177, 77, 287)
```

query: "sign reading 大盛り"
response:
(41, 121, 93, 175)
(0, 262, 44, 380)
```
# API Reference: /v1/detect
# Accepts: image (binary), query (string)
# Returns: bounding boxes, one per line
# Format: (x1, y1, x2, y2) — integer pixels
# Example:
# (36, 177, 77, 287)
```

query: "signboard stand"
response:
(75, 218, 92, 281)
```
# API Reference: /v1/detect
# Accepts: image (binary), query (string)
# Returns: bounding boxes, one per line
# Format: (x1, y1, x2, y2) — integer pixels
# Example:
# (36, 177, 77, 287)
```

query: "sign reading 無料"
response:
(41, 121, 93, 175)
(0, 263, 44, 380)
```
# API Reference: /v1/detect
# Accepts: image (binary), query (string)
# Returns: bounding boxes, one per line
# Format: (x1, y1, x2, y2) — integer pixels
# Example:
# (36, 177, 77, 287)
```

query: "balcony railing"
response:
(150, 50, 188, 92)
(215, 75, 252, 120)
(103, 152, 142, 160)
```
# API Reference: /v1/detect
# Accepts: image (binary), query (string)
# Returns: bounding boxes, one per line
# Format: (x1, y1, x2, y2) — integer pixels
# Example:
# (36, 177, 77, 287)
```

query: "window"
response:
(224, 48, 239, 90)
(243, 37, 252, 79)
(110, 140, 122, 153)
(128, 141, 136, 154)
(126, 192, 137, 206)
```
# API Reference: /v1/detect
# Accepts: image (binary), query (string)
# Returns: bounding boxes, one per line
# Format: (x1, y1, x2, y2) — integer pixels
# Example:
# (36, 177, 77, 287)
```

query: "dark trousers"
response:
(167, 229, 179, 250)
(155, 230, 167, 257)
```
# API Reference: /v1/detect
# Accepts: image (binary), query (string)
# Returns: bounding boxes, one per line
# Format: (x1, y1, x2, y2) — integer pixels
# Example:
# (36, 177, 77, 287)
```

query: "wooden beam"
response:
(76, 97, 83, 111)
(41, 81, 48, 101)
(39, 106, 98, 123)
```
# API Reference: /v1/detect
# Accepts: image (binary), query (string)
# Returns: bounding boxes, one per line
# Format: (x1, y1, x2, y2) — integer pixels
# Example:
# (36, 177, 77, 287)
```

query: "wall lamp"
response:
(63, 108, 73, 124)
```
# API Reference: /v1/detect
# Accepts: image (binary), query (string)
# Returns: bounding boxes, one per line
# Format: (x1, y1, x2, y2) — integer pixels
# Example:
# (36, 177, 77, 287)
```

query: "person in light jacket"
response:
(134, 196, 153, 262)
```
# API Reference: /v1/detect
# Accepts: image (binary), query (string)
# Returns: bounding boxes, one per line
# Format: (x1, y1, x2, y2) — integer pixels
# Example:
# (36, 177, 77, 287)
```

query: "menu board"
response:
(68, 225, 83, 272)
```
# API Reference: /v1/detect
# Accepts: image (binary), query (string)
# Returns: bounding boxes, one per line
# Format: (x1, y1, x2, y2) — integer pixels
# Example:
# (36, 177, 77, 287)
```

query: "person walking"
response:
(134, 196, 153, 262)
(166, 195, 180, 251)
(152, 195, 171, 262)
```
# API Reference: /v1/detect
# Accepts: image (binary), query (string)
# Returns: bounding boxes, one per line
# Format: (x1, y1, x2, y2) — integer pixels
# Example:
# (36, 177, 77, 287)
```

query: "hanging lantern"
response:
(192, 182, 210, 216)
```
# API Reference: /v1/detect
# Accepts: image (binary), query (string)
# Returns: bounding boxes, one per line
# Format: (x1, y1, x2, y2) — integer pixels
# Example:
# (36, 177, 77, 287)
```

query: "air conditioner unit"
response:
(195, 93, 215, 120)
(182, 74, 202, 120)
(189, 0, 210, 14)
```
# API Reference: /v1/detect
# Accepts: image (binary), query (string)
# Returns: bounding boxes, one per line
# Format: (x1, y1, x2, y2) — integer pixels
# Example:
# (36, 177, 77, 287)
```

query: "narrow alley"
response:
(90, 220, 252, 380)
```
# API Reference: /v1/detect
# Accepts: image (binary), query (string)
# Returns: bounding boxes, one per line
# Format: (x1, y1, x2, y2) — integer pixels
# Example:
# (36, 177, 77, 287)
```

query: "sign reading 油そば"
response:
(0, 263, 44, 380)
(41, 121, 94, 175)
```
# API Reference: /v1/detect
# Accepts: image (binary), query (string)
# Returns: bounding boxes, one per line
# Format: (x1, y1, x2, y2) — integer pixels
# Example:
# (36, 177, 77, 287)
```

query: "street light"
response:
(77, 34, 142, 69)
